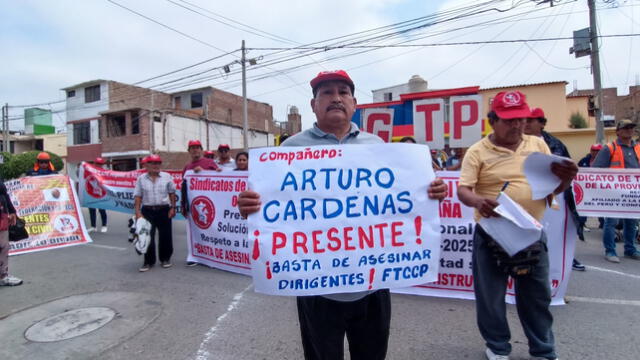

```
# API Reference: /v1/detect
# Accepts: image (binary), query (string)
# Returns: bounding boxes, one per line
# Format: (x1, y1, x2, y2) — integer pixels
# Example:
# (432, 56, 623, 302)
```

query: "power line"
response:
(106, 0, 229, 53)
(167, 0, 297, 45)
(155, 1, 534, 91)
(8, 99, 66, 109)
(6, 0, 526, 107)
(245, 33, 640, 51)
(524, 0, 579, 82)
(493, 3, 562, 85)
(133, 50, 240, 85)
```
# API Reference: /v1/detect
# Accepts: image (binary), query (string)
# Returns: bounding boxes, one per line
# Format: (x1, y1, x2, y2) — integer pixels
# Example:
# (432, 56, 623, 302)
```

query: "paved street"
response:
(2, 211, 640, 360)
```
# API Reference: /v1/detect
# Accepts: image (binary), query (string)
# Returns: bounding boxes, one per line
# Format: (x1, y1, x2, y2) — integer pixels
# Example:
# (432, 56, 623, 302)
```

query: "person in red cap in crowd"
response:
(203, 150, 216, 160)
(579, 143, 602, 168)
(183, 140, 219, 176)
(26, 152, 58, 176)
(458, 91, 577, 360)
(182, 140, 220, 266)
(88, 157, 109, 233)
(216, 144, 235, 170)
(238, 70, 448, 360)
(577, 144, 604, 230)
(133, 154, 177, 272)
(525, 107, 586, 271)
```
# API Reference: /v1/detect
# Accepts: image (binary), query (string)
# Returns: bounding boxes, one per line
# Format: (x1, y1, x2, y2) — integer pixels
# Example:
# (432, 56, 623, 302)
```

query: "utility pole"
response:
(2, 103, 8, 152)
(588, 0, 605, 144)
(241, 40, 249, 151)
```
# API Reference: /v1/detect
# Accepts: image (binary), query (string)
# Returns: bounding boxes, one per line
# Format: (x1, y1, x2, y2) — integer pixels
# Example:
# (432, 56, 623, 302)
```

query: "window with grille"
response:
(85, 85, 100, 103)
(73, 122, 91, 144)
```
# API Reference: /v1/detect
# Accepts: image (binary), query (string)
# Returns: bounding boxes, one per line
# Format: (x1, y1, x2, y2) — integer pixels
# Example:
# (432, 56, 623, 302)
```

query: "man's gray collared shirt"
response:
(282, 122, 383, 146)
(134, 171, 177, 206)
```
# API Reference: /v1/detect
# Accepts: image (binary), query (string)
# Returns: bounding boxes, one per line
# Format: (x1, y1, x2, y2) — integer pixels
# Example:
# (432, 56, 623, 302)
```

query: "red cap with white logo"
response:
(491, 91, 531, 119)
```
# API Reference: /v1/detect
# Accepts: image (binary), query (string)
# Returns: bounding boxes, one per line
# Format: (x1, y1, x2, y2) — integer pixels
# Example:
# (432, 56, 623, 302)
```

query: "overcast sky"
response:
(1, 0, 638, 133)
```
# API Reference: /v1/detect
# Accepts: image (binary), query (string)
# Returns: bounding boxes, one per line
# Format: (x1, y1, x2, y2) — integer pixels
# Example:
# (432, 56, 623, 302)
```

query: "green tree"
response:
(0, 152, 14, 180)
(569, 112, 588, 129)
(1, 151, 64, 179)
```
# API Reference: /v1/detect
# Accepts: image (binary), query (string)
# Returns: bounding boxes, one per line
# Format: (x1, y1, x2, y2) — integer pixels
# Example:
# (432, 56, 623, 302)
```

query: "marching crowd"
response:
(2, 69, 639, 360)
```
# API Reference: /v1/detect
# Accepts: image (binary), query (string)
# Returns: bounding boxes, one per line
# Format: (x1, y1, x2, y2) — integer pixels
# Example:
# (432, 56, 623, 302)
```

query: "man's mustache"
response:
(327, 104, 346, 112)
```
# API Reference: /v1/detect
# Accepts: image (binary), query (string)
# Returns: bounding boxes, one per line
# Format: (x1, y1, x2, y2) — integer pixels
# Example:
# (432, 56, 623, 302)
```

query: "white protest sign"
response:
(413, 98, 445, 149)
(248, 143, 441, 296)
(573, 168, 640, 218)
(393, 172, 476, 299)
(184, 171, 251, 275)
(448, 95, 482, 148)
(362, 108, 394, 143)
(395, 171, 576, 306)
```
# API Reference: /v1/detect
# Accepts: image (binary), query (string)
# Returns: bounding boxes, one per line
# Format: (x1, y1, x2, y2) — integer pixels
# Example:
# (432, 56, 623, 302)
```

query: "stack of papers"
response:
(523, 152, 570, 200)
(478, 192, 543, 256)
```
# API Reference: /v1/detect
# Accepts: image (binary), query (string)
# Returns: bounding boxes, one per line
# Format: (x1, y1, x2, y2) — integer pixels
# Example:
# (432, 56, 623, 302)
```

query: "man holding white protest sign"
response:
(238, 70, 447, 360)
(182, 140, 220, 267)
(458, 91, 577, 360)
(592, 119, 640, 263)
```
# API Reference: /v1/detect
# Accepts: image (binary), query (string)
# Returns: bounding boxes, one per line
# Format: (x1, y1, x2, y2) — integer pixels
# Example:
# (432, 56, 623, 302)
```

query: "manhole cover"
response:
(25, 307, 116, 342)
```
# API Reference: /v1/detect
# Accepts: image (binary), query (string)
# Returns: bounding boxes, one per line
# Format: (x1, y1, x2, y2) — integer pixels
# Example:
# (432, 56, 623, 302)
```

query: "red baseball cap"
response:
(140, 156, 148, 164)
(590, 143, 603, 151)
(491, 91, 530, 119)
(188, 140, 202, 149)
(204, 150, 215, 157)
(94, 157, 106, 164)
(310, 70, 355, 95)
(36, 152, 51, 161)
(147, 155, 162, 163)
(218, 144, 230, 151)
(529, 107, 545, 119)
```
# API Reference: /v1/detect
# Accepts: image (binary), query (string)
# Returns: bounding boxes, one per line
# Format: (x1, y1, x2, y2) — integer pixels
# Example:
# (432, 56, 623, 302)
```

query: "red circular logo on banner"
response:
(573, 182, 584, 205)
(85, 174, 107, 199)
(191, 196, 215, 229)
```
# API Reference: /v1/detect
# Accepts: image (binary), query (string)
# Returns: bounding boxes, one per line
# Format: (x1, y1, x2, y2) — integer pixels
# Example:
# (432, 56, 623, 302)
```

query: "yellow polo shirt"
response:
(459, 134, 551, 221)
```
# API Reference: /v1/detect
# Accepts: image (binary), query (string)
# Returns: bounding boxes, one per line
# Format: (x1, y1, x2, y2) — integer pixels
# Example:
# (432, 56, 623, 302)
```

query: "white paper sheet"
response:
(478, 192, 543, 256)
(524, 152, 570, 200)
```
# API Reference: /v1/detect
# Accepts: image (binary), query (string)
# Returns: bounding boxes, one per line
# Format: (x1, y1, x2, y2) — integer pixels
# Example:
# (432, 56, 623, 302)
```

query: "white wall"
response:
(165, 114, 207, 152)
(67, 123, 74, 146)
(153, 114, 273, 152)
(208, 123, 272, 149)
(372, 83, 410, 103)
(90, 119, 99, 144)
(65, 81, 109, 121)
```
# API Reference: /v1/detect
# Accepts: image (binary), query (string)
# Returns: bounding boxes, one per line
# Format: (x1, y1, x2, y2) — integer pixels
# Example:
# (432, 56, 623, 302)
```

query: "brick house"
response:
(63, 80, 276, 178)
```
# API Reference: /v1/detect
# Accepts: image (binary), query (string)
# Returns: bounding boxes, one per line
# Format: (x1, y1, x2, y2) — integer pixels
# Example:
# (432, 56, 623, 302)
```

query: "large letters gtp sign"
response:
(413, 98, 445, 149)
(362, 108, 394, 143)
(449, 95, 482, 148)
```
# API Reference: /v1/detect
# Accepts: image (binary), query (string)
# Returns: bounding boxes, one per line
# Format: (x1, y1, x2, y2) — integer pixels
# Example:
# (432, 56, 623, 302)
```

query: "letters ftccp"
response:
(354, 87, 485, 147)
(247, 143, 442, 296)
